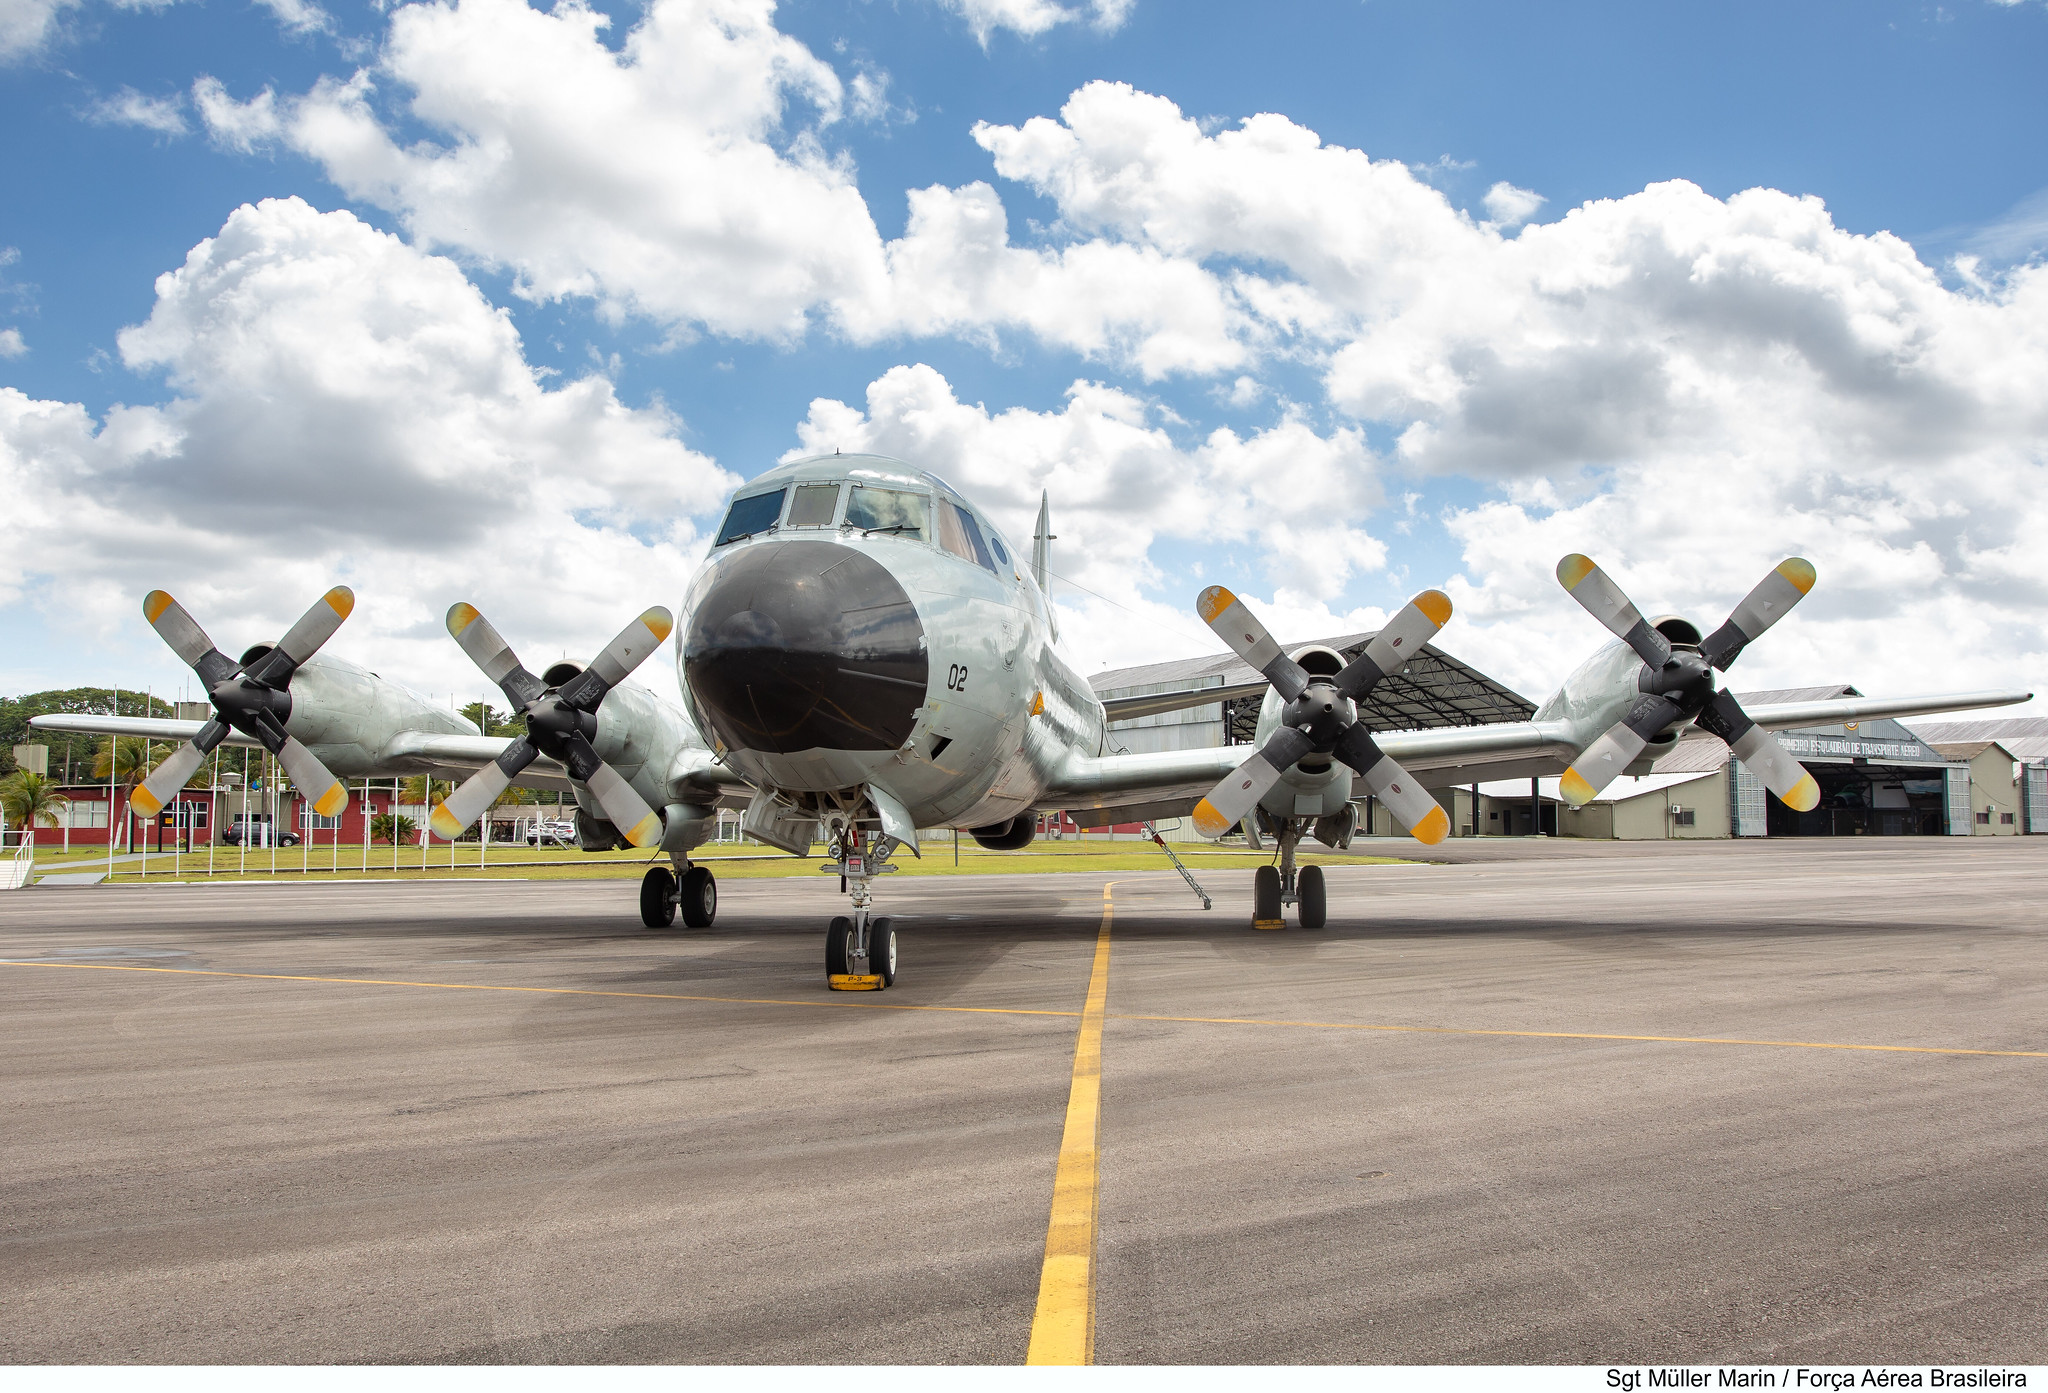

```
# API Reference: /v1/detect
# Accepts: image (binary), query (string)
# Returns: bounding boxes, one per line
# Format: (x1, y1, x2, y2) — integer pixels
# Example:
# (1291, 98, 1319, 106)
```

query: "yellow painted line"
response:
(1106, 1012, 2048, 1059)
(1026, 882, 1114, 1366)
(0, 960, 1082, 1021)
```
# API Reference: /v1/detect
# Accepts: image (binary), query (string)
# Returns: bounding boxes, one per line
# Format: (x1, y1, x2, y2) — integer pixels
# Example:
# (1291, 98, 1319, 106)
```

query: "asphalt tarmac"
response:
(3, 837, 2045, 1365)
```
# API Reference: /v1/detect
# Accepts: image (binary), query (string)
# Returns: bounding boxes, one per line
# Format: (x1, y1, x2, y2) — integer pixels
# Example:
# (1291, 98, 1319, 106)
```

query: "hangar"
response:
(1093, 650, 2045, 841)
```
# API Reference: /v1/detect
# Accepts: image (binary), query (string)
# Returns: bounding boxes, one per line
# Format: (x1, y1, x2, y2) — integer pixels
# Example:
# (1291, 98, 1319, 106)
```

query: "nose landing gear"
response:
(640, 858, 717, 929)
(821, 818, 903, 990)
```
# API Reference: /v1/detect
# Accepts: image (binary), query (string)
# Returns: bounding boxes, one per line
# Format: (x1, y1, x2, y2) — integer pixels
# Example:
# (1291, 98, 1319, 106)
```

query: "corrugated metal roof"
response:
(1651, 737, 1733, 774)
(1732, 684, 1861, 705)
(1091, 630, 1535, 733)
(1930, 740, 2026, 762)
(1909, 717, 2048, 742)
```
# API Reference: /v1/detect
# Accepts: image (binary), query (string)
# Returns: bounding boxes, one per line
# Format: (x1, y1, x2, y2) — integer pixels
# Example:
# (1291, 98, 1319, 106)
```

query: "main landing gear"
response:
(1252, 816, 1327, 931)
(820, 814, 903, 990)
(640, 859, 717, 929)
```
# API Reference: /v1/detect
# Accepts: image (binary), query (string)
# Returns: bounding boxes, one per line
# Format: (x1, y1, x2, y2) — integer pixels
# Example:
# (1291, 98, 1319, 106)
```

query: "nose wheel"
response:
(1253, 819, 1328, 930)
(640, 861, 717, 929)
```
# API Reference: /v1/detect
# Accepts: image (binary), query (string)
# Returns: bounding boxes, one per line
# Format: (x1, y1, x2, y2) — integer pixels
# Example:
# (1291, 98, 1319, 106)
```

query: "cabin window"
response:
(938, 500, 998, 572)
(715, 489, 785, 546)
(845, 486, 928, 540)
(987, 530, 1011, 567)
(786, 483, 841, 527)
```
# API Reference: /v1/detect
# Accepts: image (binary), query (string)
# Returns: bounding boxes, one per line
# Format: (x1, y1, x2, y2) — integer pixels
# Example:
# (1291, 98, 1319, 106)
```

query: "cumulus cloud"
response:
(0, 328, 24, 357)
(1481, 180, 1544, 228)
(786, 363, 1386, 672)
(0, 0, 81, 60)
(88, 86, 189, 135)
(0, 197, 737, 693)
(936, 0, 1133, 45)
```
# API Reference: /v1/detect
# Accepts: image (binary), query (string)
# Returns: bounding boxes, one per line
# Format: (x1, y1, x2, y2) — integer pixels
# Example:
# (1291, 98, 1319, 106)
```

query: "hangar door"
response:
(2025, 766, 2048, 834)
(1944, 767, 1973, 835)
(1729, 760, 1768, 837)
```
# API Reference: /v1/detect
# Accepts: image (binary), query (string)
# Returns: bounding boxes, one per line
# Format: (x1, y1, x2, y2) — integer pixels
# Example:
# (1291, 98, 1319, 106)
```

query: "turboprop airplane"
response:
(35, 453, 2030, 989)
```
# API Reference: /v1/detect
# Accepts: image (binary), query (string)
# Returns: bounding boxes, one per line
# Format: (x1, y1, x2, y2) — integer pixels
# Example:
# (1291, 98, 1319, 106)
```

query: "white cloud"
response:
(89, 86, 189, 136)
(0, 328, 24, 358)
(1481, 180, 1544, 228)
(786, 363, 1386, 672)
(192, 76, 282, 152)
(0, 0, 80, 61)
(0, 197, 737, 694)
(253, 0, 328, 34)
(937, 0, 1133, 44)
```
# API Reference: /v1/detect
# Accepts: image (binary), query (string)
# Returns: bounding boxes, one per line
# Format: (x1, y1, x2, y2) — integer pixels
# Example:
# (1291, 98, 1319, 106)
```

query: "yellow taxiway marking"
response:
(1026, 881, 1114, 1366)
(6, 959, 2046, 1063)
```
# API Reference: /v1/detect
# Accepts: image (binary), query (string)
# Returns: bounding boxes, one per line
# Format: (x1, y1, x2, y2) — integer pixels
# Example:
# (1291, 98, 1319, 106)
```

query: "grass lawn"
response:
(32, 836, 1426, 884)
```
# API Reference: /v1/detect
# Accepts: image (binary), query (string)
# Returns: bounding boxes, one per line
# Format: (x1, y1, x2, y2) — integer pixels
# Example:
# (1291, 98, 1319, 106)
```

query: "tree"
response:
(93, 735, 169, 789)
(370, 813, 418, 846)
(398, 774, 453, 804)
(0, 688, 173, 778)
(459, 701, 526, 738)
(1, 771, 69, 833)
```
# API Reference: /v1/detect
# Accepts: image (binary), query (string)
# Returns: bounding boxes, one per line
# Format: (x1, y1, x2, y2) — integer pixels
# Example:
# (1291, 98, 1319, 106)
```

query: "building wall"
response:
(1559, 803, 1614, 839)
(1968, 747, 2020, 835)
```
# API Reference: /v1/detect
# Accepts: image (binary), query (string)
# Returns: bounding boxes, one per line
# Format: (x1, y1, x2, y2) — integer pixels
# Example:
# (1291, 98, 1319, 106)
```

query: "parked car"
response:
(221, 814, 300, 848)
(526, 819, 578, 847)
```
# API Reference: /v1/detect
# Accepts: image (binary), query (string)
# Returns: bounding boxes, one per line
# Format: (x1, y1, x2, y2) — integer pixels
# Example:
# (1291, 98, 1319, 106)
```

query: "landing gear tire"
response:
(678, 865, 717, 928)
(826, 916, 853, 977)
(870, 917, 897, 989)
(1297, 864, 1327, 929)
(639, 865, 677, 928)
(1253, 864, 1283, 928)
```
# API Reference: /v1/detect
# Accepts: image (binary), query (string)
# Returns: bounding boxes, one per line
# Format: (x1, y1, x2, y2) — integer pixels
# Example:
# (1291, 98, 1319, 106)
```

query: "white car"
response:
(526, 819, 577, 847)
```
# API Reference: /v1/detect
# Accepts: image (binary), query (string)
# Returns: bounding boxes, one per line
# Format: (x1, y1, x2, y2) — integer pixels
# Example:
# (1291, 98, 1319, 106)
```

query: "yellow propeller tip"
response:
(143, 591, 175, 623)
(1556, 554, 1597, 590)
(1784, 773, 1821, 813)
(129, 788, 164, 819)
(1195, 586, 1236, 624)
(313, 785, 349, 818)
(429, 806, 466, 840)
(1191, 798, 1233, 839)
(1413, 588, 1453, 629)
(1559, 769, 1597, 806)
(1777, 558, 1817, 595)
(640, 608, 674, 644)
(324, 587, 355, 621)
(1411, 805, 1450, 846)
(624, 812, 664, 848)
(446, 602, 480, 638)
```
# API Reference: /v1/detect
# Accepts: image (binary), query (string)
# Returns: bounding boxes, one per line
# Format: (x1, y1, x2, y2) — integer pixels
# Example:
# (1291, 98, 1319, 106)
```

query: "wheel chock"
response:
(829, 973, 883, 991)
(1251, 918, 1284, 931)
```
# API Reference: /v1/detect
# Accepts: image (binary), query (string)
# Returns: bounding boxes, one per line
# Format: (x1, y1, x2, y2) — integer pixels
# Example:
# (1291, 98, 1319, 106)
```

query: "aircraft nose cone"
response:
(682, 540, 929, 754)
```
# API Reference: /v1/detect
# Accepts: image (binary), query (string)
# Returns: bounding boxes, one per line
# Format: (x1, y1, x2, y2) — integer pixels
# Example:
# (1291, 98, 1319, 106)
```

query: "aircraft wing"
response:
(1740, 690, 2032, 731)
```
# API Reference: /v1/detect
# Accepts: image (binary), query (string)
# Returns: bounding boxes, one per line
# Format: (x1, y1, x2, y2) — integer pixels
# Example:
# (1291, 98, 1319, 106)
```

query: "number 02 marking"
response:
(947, 664, 969, 691)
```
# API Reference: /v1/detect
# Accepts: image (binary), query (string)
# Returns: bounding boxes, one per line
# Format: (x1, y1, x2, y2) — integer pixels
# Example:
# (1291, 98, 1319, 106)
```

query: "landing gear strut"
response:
(821, 816, 902, 990)
(640, 858, 717, 929)
(1253, 817, 1327, 930)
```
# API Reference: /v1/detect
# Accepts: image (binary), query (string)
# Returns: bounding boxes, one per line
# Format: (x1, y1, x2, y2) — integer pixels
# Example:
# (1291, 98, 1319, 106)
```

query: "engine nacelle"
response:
(970, 814, 1036, 850)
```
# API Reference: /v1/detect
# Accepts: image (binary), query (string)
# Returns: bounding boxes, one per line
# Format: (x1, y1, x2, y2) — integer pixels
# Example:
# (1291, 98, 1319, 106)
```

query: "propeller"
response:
(429, 603, 672, 849)
(129, 588, 355, 822)
(1188, 587, 1453, 846)
(1554, 555, 1820, 811)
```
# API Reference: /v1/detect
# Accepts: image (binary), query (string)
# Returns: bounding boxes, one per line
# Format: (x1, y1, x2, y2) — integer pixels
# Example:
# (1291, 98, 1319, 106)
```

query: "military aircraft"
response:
(36, 453, 2030, 988)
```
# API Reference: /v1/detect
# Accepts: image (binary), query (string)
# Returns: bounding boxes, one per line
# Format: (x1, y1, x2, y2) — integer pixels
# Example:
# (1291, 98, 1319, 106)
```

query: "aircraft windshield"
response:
(715, 489, 785, 546)
(845, 486, 928, 540)
(787, 483, 840, 527)
(938, 499, 997, 573)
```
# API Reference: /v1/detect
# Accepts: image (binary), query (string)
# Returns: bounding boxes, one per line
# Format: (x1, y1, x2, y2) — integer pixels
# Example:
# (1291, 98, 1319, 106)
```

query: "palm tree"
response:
(1, 771, 69, 837)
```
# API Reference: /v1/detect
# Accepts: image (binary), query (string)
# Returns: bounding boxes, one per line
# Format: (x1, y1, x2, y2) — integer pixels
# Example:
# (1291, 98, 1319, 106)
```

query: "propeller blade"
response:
(1196, 586, 1311, 701)
(273, 736, 350, 820)
(1696, 689, 1820, 811)
(555, 731, 661, 847)
(430, 737, 541, 840)
(1556, 555, 1672, 670)
(1332, 589, 1453, 701)
(446, 603, 547, 708)
(127, 719, 231, 820)
(1190, 727, 1316, 839)
(557, 606, 674, 711)
(1330, 725, 1450, 844)
(1558, 694, 1684, 806)
(1700, 559, 1816, 671)
(245, 587, 355, 687)
(142, 591, 240, 689)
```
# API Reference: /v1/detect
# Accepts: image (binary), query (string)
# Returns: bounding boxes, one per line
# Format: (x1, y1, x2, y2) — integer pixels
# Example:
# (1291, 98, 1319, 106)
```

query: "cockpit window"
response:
(787, 482, 841, 527)
(715, 489, 785, 546)
(987, 530, 1010, 568)
(938, 500, 998, 573)
(845, 486, 928, 540)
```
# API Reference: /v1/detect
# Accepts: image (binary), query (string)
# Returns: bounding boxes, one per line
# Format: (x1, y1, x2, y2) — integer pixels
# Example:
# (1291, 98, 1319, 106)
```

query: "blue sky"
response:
(4, 0, 2047, 708)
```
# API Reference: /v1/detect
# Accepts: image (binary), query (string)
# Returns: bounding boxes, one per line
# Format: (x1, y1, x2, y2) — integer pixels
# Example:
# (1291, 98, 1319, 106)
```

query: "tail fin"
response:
(1031, 489, 1054, 596)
